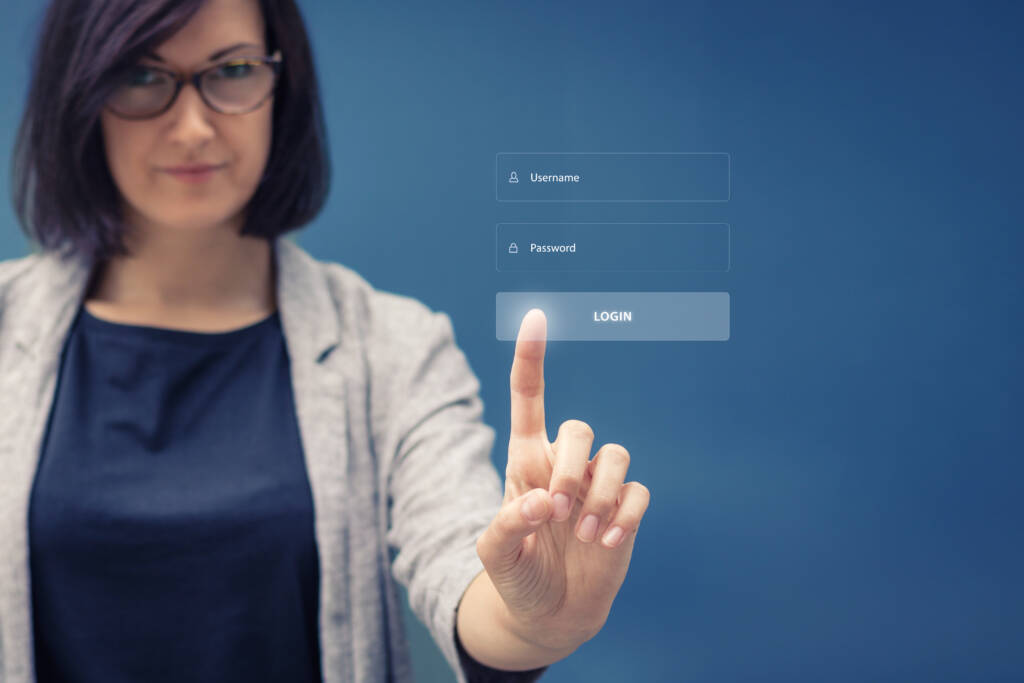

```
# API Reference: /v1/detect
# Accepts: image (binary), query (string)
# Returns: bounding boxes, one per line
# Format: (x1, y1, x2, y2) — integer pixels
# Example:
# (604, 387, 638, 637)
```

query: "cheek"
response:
(100, 118, 150, 196)
(236, 111, 274, 184)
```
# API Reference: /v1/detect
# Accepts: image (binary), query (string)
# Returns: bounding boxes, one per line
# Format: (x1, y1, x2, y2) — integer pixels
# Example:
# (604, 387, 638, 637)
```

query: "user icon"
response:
(508, 171, 519, 184)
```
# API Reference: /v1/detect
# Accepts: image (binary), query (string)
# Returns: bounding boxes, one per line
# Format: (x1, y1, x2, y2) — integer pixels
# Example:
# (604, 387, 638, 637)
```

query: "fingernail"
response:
(577, 514, 599, 543)
(601, 526, 624, 548)
(521, 493, 544, 522)
(552, 493, 570, 521)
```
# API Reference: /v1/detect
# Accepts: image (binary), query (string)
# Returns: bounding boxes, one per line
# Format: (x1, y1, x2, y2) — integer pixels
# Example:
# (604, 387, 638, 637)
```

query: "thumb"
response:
(478, 488, 553, 569)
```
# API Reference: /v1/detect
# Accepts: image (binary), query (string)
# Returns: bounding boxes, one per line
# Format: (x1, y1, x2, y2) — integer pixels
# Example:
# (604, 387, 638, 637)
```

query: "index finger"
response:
(510, 308, 547, 438)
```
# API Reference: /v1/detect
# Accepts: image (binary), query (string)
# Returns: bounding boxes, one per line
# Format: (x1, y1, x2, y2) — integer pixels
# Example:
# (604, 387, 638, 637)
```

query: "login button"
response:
(496, 292, 730, 341)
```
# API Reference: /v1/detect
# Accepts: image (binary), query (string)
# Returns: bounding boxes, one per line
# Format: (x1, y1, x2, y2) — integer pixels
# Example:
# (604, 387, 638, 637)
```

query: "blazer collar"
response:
(7, 235, 341, 365)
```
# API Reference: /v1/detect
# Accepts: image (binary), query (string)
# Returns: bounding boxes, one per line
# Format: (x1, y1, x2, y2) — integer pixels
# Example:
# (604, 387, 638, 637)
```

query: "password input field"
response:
(497, 223, 730, 272)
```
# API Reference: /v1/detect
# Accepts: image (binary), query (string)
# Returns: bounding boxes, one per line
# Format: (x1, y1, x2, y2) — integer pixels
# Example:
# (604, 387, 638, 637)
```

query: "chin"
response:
(148, 213, 238, 234)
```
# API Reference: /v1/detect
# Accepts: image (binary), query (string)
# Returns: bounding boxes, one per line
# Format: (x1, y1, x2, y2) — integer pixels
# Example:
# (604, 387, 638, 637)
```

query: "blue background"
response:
(2, 1, 1022, 681)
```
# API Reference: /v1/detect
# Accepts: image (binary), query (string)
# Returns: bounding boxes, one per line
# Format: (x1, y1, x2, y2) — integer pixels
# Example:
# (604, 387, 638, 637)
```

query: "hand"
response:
(475, 308, 651, 653)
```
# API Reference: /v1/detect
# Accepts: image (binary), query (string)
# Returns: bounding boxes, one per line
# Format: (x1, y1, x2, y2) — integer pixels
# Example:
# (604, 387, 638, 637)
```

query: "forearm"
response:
(456, 570, 578, 671)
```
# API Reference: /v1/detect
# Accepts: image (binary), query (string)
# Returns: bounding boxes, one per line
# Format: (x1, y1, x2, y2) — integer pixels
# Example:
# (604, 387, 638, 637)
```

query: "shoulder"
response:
(303, 254, 476, 409)
(0, 252, 47, 326)
(314, 257, 457, 353)
(0, 251, 45, 294)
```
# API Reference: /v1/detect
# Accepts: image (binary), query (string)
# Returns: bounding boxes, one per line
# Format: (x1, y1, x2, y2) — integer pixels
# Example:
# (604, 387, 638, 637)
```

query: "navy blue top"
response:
(28, 303, 322, 683)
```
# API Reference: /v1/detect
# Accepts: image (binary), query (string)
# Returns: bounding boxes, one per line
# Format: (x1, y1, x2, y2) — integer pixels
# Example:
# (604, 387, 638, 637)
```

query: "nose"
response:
(165, 81, 215, 149)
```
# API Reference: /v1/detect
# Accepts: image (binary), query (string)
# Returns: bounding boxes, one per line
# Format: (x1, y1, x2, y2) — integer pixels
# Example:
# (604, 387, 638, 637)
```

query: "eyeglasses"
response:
(104, 50, 283, 120)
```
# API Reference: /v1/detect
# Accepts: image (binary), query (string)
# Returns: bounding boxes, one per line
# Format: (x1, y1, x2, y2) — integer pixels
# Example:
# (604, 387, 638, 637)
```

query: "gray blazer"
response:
(0, 235, 504, 682)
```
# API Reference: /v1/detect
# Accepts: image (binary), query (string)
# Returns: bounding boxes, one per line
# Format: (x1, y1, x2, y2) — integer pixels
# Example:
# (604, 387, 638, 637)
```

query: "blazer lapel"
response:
(273, 238, 355, 679)
(0, 247, 91, 682)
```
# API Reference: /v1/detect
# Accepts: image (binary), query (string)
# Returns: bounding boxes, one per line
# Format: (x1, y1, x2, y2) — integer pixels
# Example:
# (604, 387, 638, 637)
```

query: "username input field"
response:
(495, 152, 730, 202)
(496, 223, 730, 272)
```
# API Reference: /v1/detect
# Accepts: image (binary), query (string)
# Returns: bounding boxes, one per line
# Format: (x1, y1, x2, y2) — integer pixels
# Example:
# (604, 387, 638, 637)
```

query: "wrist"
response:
(496, 592, 594, 656)
(457, 570, 583, 670)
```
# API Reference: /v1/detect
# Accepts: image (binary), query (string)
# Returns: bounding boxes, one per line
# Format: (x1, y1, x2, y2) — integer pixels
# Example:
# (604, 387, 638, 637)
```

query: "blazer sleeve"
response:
(376, 304, 547, 682)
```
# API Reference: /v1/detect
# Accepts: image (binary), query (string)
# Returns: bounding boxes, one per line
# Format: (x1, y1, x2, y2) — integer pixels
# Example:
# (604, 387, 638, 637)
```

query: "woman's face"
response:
(99, 0, 273, 240)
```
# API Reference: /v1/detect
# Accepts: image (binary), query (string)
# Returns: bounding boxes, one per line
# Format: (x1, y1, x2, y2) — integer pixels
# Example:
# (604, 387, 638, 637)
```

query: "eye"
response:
(214, 61, 255, 79)
(124, 66, 170, 87)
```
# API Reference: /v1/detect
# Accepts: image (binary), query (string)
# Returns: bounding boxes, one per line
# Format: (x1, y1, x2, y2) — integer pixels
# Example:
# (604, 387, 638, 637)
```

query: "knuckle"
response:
(489, 508, 514, 538)
(640, 483, 651, 503)
(623, 483, 651, 520)
(485, 509, 509, 540)
(599, 443, 630, 467)
(586, 491, 618, 514)
(559, 419, 594, 441)
(476, 530, 496, 564)
(551, 475, 580, 492)
(627, 481, 651, 502)
(510, 368, 543, 395)
(475, 533, 489, 558)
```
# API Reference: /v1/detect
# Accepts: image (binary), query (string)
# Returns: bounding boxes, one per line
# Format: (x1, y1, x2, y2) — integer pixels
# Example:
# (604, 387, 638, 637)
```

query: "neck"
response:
(86, 223, 276, 316)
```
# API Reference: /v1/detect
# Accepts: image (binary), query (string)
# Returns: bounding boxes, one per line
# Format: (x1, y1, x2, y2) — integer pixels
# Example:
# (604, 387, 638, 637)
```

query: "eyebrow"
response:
(144, 42, 263, 64)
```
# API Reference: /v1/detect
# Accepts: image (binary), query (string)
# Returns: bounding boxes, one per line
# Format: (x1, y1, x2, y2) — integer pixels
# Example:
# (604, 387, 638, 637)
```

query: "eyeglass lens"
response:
(106, 58, 277, 118)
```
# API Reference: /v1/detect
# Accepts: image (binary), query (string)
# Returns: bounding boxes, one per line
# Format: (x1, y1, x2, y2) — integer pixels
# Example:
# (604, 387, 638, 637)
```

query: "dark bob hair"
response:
(10, 0, 330, 263)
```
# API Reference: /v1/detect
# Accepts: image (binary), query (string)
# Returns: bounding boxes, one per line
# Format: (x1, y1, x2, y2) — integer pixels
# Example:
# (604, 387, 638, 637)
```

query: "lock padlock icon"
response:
(508, 242, 519, 254)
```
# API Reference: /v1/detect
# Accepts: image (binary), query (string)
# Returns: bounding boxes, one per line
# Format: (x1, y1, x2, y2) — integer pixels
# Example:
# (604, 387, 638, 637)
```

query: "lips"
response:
(162, 163, 226, 173)
(161, 163, 225, 185)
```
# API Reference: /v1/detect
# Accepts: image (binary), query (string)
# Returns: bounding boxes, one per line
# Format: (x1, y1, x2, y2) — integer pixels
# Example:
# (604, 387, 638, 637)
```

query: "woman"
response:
(0, 0, 651, 681)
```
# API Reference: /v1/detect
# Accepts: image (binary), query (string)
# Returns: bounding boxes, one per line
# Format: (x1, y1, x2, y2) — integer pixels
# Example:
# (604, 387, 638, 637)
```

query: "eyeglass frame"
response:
(104, 49, 284, 120)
